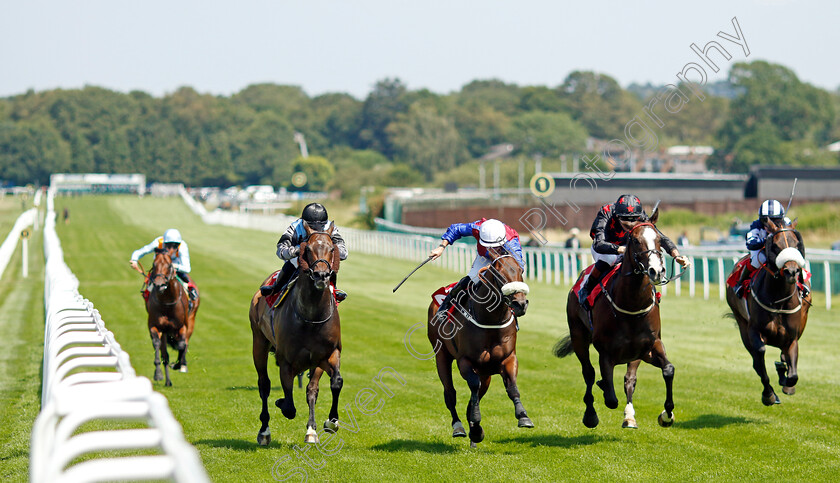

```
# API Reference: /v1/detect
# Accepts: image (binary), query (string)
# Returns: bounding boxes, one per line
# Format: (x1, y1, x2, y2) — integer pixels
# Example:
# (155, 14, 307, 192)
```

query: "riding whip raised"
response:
(786, 178, 798, 214)
(393, 256, 433, 293)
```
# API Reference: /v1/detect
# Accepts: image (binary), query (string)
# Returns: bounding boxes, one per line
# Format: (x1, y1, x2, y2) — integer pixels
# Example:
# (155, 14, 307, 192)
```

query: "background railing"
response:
(181, 188, 837, 310)
(31, 189, 209, 483)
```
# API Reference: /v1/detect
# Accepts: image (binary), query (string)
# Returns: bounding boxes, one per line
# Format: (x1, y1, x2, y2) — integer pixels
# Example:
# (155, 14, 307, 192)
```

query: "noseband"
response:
(764, 228, 805, 278)
(478, 253, 529, 309)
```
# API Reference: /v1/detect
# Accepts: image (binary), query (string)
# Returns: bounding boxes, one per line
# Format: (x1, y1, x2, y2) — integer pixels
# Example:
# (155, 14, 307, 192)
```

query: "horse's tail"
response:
(553, 335, 574, 358)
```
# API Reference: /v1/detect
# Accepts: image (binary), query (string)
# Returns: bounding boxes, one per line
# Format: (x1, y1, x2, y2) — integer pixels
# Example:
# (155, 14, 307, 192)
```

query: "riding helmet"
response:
(759, 199, 785, 220)
(614, 194, 643, 218)
(302, 203, 329, 230)
(163, 228, 183, 244)
(478, 219, 507, 247)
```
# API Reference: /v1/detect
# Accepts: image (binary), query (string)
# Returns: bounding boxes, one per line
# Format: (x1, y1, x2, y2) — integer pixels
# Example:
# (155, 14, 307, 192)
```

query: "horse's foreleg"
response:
(305, 367, 323, 444)
(597, 352, 618, 410)
(746, 327, 778, 406)
(500, 352, 533, 428)
(160, 333, 172, 387)
(149, 327, 163, 382)
(643, 340, 675, 427)
(323, 348, 342, 433)
(622, 360, 641, 429)
(276, 362, 297, 420)
(569, 326, 598, 428)
(252, 329, 272, 446)
(173, 325, 188, 373)
(782, 339, 799, 395)
(457, 358, 483, 445)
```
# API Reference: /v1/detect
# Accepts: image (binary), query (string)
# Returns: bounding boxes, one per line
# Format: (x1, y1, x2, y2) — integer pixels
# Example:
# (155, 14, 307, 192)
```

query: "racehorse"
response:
(554, 212, 676, 429)
(427, 247, 531, 446)
(725, 218, 811, 405)
(146, 248, 199, 387)
(249, 223, 342, 446)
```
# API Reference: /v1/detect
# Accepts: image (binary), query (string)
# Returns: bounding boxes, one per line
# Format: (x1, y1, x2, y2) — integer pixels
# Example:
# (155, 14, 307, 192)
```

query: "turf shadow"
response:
(677, 413, 759, 430)
(194, 438, 299, 452)
(494, 433, 617, 448)
(370, 439, 458, 453)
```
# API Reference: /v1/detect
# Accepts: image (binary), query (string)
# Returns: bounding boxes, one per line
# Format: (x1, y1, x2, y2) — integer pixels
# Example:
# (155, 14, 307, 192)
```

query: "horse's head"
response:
(151, 247, 175, 293)
(481, 247, 529, 317)
(763, 217, 806, 286)
(299, 222, 339, 291)
(620, 210, 666, 284)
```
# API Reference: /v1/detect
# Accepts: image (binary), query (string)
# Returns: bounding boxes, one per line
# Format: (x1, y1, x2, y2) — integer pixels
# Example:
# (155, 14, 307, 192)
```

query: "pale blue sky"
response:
(1, 0, 837, 99)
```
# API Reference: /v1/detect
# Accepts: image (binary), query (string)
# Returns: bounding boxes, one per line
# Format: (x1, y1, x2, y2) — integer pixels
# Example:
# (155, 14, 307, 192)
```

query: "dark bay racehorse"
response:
(249, 223, 342, 446)
(427, 247, 531, 446)
(725, 218, 811, 405)
(555, 213, 676, 429)
(146, 248, 199, 387)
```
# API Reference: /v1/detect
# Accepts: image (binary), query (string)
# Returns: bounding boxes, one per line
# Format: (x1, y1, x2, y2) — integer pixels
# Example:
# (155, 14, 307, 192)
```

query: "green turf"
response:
(5, 195, 840, 482)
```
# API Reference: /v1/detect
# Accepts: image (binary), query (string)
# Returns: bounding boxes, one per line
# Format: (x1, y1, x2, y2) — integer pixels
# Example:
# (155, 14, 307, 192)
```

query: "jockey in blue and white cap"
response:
(130, 228, 198, 299)
(735, 199, 808, 298)
(429, 218, 525, 312)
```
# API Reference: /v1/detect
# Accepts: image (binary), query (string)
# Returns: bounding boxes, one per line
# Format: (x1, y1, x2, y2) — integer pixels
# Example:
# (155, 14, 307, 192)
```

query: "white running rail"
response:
(0, 207, 36, 280)
(31, 188, 208, 483)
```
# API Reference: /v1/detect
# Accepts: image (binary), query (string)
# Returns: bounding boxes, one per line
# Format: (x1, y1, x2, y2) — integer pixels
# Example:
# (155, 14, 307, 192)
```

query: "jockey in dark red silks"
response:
(429, 218, 526, 313)
(579, 194, 690, 310)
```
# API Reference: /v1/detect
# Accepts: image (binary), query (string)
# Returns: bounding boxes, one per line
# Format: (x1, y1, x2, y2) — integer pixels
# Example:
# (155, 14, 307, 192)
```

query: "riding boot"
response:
(579, 261, 610, 310)
(331, 273, 347, 302)
(439, 276, 470, 313)
(261, 262, 296, 297)
(734, 264, 753, 298)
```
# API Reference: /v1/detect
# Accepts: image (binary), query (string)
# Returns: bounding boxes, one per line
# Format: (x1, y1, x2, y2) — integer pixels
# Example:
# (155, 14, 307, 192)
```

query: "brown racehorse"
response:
(427, 247, 531, 446)
(555, 213, 676, 429)
(249, 223, 342, 446)
(725, 218, 811, 405)
(146, 248, 199, 387)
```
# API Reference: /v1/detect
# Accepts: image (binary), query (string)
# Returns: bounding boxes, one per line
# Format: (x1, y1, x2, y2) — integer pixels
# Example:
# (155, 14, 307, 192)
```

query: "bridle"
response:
(762, 227, 802, 278)
(478, 252, 528, 311)
(623, 223, 682, 286)
(150, 251, 178, 306)
(750, 226, 806, 313)
(300, 232, 336, 281)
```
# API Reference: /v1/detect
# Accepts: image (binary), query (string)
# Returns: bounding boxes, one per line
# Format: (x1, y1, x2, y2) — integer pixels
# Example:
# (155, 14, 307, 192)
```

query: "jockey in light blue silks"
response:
(429, 218, 526, 313)
(130, 228, 198, 300)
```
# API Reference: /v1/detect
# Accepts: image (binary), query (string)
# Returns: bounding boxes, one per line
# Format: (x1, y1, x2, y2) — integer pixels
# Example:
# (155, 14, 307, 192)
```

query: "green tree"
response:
(290, 155, 335, 191)
(560, 71, 641, 140)
(357, 78, 408, 158)
(387, 104, 466, 181)
(507, 111, 588, 158)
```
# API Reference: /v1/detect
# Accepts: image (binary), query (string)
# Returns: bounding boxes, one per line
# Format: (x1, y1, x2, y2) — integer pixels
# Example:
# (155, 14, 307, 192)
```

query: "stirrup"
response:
(335, 290, 347, 302)
(260, 283, 278, 297)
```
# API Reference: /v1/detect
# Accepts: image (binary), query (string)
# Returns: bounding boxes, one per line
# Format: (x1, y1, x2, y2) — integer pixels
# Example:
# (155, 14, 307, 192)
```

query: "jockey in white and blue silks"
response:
(429, 218, 526, 312)
(129, 228, 197, 299)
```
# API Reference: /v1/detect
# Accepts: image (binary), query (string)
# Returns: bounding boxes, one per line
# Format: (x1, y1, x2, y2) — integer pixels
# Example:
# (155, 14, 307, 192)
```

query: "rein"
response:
(293, 294, 336, 324)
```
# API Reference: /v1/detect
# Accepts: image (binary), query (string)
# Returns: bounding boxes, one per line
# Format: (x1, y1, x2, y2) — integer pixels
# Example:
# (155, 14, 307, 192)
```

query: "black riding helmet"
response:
(302, 203, 328, 230)
(614, 194, 643, 219)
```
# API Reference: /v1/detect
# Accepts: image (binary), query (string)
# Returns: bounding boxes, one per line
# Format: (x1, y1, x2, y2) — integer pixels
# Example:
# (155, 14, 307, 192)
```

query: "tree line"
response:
(0, 60, 837, 192)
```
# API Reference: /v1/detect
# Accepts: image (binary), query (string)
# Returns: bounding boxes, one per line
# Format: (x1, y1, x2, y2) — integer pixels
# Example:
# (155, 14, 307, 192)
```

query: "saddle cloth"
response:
(727, 256, 812, 295)
(572, 263, 623, 307)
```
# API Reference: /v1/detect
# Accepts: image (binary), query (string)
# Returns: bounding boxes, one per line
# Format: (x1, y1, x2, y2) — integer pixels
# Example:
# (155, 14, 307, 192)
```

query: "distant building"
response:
(745, 166, 840, 202)
(50, 173, 146, 195)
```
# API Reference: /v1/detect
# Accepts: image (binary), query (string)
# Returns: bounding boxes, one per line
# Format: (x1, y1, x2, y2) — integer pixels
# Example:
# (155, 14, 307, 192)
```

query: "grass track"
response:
(4, 195, 840, 482)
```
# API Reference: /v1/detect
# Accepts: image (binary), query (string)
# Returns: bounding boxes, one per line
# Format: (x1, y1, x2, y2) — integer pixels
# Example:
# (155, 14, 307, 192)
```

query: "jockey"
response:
(429, 218, 525, 312)
(734, 199, 809, 298)
(578, 194, 690, 310)
(130, 228, 198, 300)
(260, 203, 348, 301)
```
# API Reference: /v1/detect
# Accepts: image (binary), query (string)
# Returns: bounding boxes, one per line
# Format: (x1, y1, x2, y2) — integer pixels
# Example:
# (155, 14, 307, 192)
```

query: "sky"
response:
(1, 0, 837, 100)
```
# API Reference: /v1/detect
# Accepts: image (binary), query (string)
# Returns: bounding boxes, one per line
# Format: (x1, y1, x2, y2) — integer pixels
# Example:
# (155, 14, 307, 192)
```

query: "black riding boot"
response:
(330, 273, 347, 302)
(261, 262, 296, 297)
(579, 261, 610, 310)
(439, 276, 470, 313)
(734, 264, 753, 298)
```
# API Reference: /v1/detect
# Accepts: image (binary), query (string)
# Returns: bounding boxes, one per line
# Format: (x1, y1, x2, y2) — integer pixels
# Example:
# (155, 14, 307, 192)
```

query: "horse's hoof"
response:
(179, 365, 188, 373)
(761, 393, 779, 406)
(468, 422, 484, 444)
(583, 409, 599, 428)
(452, 421, 466, 437)
(604, 398, 619, 410)
(470, 441, 477, 448)
(782, 386, 796, 395)
(657, 410, 674, 428)
(518, 416, 534, 428)
(165, 380, 172, 387)
(785, 374, 798, 387)
(324, 418, 339, 433)
(622, 418, 638, 429)
(153, 371, 163, 381)
(304, 427, 319, 444)
(257, 429, 271, 446)
(282, 407, 296, 420)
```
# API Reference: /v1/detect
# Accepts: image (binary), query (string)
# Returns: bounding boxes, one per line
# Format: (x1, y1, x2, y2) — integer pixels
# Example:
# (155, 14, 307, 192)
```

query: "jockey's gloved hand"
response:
(289, 246, 300, 258)
(674, 255, 691, 268)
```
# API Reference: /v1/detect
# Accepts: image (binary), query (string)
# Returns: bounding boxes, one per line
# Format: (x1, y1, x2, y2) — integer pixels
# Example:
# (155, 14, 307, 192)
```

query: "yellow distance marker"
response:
(529, 173, 555, 198)
(291, 172, 308, 188)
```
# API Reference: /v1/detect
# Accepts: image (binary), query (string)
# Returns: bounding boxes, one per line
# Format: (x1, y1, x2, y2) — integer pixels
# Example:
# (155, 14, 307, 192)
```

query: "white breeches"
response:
(468, 255, 492, 283)
(749, 249, 766, 269)
(582, 247, 622, 286)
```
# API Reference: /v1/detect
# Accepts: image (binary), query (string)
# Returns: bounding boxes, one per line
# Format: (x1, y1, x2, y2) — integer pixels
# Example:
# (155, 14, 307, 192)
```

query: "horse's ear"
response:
(763, 217, 779, 233)
(326, 223, 334, 236)
(303, 221, 313, 236)
(649, 208, 659, 224)
(619, 219, 636, 233)
(789, 217, 798, 229)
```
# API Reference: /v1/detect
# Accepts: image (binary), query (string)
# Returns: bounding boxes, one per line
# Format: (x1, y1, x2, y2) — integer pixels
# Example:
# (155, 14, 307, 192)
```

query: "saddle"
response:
(432, 282, 459, 317)
(573, 263, 622, 308)
(263, 270, 299, 309)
